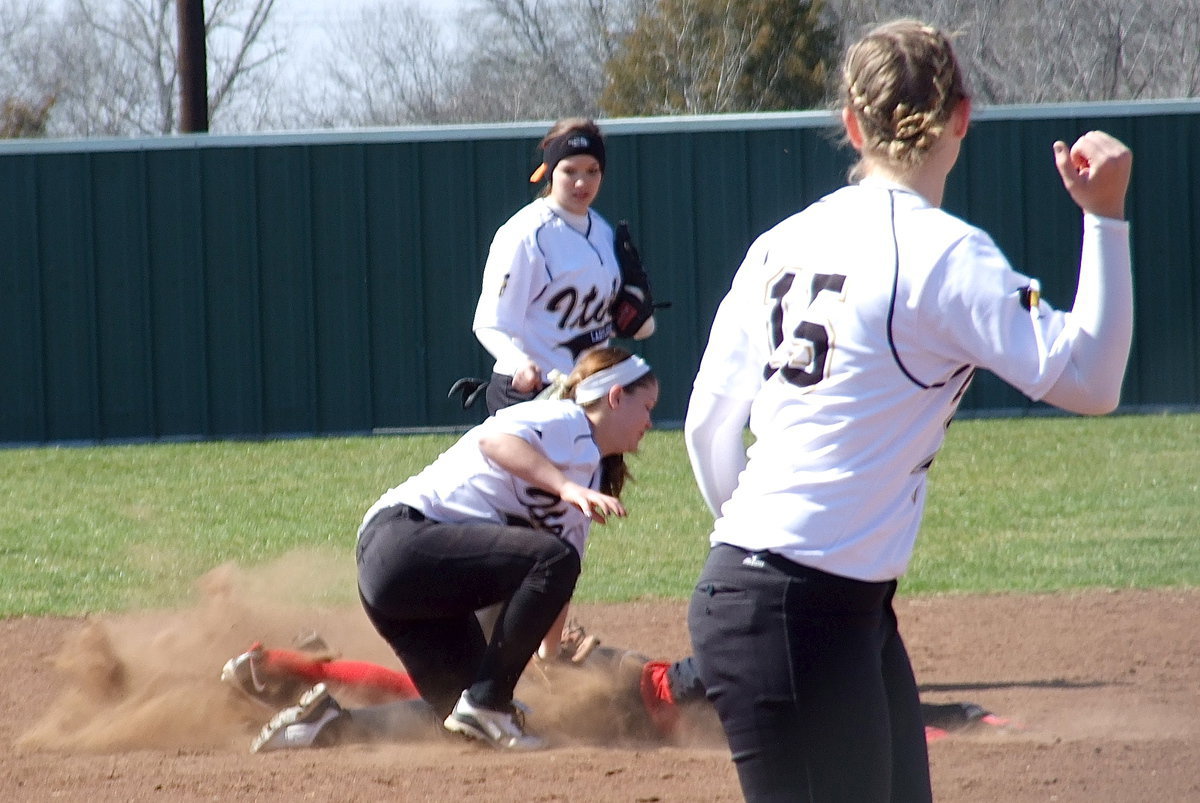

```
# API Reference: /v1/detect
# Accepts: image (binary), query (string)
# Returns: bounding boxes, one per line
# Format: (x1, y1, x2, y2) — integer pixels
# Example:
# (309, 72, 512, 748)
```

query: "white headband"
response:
(573, 355, 652, 404)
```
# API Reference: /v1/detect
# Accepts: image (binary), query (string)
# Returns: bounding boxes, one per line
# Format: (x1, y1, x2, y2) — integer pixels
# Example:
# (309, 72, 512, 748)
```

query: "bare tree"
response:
(8, 0, 1197, 138)
(460, 0, 598, 115)
(55, 0, 178, 135)
(294, 3, 465, 128)
(827, 0, 1200, 104)
(0, 0, 58, 137)
(291, 0, 648, 127)
(11, 0, 281, 137)
(451, 0, 650, 121)
(206, 0, 280, 121)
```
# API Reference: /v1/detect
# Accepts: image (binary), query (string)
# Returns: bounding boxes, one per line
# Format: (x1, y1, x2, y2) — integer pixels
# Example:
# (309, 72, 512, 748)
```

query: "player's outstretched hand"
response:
(1053, 131, 1132, 221)
(560, 482, 626, 524)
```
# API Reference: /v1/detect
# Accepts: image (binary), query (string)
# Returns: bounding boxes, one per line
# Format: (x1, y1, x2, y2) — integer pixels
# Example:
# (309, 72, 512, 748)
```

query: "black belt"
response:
(722, 544, 893, 593)
(392, 504, 426, 522)
(364, 504, 427, 531)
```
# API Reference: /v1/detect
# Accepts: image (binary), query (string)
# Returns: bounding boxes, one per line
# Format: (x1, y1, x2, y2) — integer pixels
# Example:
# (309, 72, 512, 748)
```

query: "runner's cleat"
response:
(220, 642, 306, 710)
(558, 620, 600, 664)
(251, 683, 346, 753)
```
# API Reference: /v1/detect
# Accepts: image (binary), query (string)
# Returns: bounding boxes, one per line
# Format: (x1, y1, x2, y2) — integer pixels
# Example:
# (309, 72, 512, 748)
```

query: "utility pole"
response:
(177, 0, 209, 133)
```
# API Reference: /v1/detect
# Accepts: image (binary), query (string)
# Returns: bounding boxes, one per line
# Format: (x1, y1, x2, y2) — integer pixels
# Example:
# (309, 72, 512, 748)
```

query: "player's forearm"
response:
(1072, 215, 1133, 353)
(1041, 214, 1133, 414)
(478, 433, 568, 496)
(684, 389, 751, 517)
(474, 326, 534, 375)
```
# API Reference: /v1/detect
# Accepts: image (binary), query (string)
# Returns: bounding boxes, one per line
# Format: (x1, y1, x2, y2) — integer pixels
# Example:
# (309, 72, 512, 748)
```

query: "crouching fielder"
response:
(357, 346, 657, 751)
(683, 19, 1133, 803)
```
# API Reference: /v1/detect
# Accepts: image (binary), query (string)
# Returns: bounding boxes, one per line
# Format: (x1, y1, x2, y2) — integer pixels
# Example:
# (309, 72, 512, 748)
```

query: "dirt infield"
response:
(2, 562, 1196, 802)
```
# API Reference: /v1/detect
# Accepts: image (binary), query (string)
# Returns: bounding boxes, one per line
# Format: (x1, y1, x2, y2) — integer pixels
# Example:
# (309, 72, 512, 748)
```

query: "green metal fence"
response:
(1, 100, 1196, 445)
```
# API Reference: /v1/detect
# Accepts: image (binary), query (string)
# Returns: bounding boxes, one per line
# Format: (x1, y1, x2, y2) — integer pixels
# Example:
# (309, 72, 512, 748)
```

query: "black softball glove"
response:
(611, 220, 667, 339)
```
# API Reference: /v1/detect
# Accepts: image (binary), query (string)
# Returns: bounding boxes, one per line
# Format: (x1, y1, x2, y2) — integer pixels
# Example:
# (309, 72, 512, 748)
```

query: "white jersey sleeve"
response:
(359, 400, 600, 557)
(473, 211, 547, 375)
(899, 225, 1076, 399)
(685, 236, 778, 518)
(691, 235, 773, 401)
(684, 389, 751, 517)
(1038, 215, 1132, 414)
(899, 207, 1130, 410)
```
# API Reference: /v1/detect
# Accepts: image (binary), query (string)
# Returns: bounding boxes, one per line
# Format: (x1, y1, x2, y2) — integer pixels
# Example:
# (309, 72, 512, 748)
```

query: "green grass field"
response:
(2, 412, 1196, 617)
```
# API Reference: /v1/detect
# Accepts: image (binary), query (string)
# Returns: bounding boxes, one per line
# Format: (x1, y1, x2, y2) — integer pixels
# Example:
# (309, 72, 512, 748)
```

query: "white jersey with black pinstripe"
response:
(693, 179, 1086, 581)
(359, 399, 600, 556)
(473, 198, 621, 380)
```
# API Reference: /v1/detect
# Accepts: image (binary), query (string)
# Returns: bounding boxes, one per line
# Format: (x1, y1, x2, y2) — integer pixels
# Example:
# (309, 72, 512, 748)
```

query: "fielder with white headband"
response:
(354, 345, 657, 751)
(570, 354, 651, 404)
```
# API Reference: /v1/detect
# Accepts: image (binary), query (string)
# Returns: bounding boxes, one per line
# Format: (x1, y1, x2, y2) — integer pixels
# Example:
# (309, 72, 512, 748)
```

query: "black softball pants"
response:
(485, 372, 539, 416)
(688, 544, 931, 803)
(356, 504, 580, 718)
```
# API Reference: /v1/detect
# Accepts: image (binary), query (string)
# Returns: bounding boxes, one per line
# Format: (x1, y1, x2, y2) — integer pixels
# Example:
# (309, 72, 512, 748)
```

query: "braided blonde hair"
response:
(842, 20, 968, 178)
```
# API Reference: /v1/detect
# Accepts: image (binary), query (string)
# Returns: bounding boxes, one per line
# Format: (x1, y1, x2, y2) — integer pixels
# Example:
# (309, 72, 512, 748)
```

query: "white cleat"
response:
(251, 683, 346, 753)
(443, 690, 545, 751)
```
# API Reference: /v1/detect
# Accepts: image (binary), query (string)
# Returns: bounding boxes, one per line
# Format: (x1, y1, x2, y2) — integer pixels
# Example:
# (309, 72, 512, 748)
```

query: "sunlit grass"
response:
(2, 412, 1196, 616)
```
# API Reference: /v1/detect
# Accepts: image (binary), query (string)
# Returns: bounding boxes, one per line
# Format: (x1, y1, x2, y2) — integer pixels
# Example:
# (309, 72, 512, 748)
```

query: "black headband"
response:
(541, 130, 606, 178)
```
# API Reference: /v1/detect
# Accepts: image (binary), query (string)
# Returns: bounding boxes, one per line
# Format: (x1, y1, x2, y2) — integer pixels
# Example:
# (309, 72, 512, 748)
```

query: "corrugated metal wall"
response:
(1, 101, 1196, 445)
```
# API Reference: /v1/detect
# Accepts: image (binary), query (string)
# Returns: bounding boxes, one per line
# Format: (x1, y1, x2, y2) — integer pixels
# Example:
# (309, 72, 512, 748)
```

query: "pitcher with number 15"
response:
(683, 19, 1133, 803)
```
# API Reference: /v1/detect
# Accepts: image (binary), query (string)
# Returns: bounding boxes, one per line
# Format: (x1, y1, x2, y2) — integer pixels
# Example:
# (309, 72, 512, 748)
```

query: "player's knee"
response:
(531, 539, 581, 598)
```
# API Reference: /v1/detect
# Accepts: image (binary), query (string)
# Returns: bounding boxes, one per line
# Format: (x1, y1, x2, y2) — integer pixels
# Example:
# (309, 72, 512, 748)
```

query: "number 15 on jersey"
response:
(763, 269, 847, 388)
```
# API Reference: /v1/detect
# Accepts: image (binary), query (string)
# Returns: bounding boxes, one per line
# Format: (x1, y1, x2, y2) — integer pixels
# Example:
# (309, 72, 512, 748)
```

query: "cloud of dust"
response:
(516, 652, 723, 748)
(519, 659, 644, 744)
(15, 551, 719, 754)
(16, 551, 379, 754)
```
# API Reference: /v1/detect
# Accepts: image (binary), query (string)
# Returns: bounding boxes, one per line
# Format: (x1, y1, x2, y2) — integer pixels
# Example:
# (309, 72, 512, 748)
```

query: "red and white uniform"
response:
(473, 197, 621, 381)
(360, 399, 600, 556)
(687, 178, 1131, 581)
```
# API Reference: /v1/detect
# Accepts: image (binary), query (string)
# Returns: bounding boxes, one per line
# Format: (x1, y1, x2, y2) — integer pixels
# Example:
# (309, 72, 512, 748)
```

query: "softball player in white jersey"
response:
(473, 118, 623, 414)
(684, 20, 1133, 802)
(356, 347, 657, 750)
